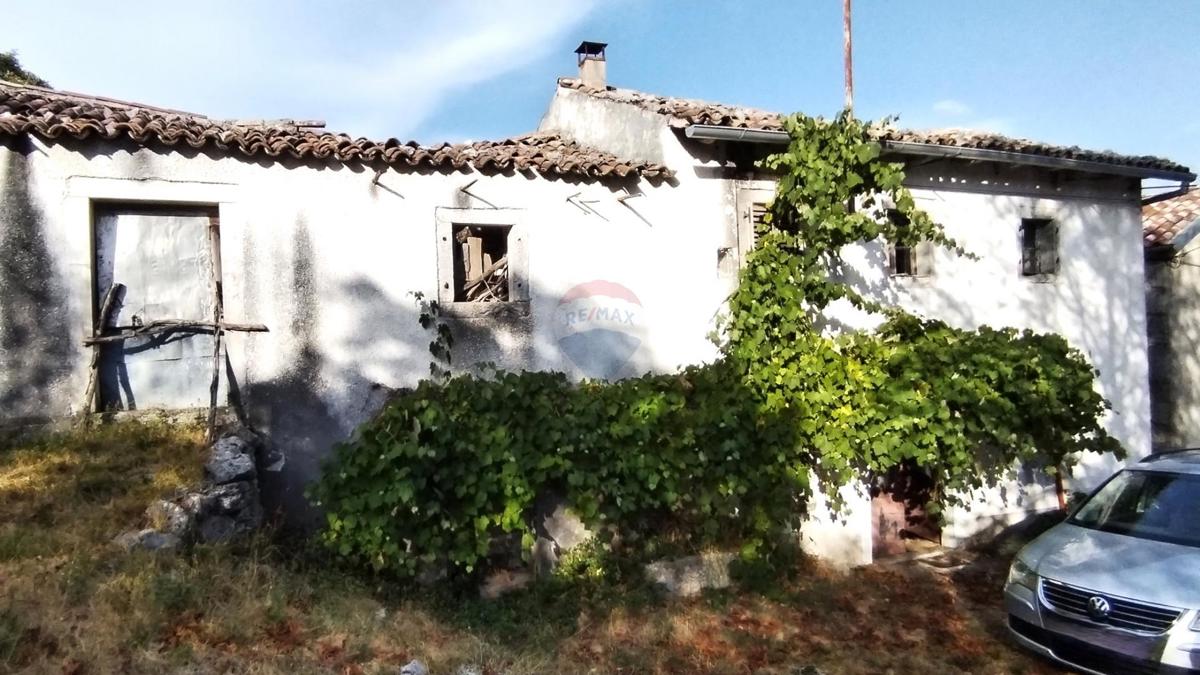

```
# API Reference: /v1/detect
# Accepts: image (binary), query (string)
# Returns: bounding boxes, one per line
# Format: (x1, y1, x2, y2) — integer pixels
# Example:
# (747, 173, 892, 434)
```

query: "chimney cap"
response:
(574, 41, 607, 58)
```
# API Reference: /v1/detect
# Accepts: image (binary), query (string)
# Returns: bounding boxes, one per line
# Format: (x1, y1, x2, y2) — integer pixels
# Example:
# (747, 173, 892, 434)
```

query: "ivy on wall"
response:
(310, 112, 1121, 577)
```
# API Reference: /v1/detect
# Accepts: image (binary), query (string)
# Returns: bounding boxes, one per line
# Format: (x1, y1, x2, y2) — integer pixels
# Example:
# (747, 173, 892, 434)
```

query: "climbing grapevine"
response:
(311, 111, 1122, 578)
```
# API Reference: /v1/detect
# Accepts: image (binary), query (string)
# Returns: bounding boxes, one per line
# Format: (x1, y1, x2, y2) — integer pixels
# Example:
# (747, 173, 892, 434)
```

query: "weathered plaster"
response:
(0, 139, 77, 423)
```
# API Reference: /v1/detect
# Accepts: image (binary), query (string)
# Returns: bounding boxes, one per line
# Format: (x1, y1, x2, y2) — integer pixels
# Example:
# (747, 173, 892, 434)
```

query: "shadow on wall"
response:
(245, 217, 338, 529)
(242, 217, 518, 530)
(0, 137, 74, 423)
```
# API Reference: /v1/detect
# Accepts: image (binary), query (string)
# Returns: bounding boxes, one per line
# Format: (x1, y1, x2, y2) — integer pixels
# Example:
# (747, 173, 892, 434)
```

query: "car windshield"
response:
(1070, 469, 1200, 548)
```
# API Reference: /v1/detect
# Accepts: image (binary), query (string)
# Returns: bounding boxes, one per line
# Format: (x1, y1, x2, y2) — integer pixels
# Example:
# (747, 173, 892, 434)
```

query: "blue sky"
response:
(4, 1, 1198, 175)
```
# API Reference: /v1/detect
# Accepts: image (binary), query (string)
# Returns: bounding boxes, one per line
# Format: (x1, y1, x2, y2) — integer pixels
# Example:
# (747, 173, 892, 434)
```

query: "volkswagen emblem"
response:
(1087, 595, 1112, 620)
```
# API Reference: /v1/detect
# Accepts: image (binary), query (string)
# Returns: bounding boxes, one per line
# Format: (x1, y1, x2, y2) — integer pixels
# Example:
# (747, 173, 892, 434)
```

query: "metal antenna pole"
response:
(843, 0, 854, 112)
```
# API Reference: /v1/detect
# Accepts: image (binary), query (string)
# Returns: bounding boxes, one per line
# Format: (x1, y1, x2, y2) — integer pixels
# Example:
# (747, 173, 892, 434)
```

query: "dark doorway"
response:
(871, 460, 942, 558)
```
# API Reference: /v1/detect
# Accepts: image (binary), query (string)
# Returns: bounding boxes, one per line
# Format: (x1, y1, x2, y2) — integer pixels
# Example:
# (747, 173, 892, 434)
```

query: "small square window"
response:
(436, 208, 528, 316)
(1020, 218, 1058, 277)
(886, 210, 932, 278)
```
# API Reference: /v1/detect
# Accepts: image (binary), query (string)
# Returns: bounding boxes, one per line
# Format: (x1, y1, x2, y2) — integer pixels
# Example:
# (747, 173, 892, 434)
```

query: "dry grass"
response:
(0, 422, 1062, 674)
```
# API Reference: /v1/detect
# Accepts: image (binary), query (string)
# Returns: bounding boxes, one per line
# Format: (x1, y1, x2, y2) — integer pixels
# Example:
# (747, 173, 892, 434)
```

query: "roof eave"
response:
(683, 124, 1195, 182)
(879, 139, 1197, 183)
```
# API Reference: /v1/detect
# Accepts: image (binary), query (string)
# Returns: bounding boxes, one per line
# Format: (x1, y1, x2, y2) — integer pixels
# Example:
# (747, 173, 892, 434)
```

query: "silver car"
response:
(1005, 449, 1200, 674)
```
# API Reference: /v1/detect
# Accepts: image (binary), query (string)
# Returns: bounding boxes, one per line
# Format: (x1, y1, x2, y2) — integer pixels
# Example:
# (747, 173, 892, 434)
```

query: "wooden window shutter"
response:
(1020, 219, 1037, 276)
(750, 202, 769, 229)
(886, 209, 919, 277)
(1020, 218, 1056, 276)
(1039, 220, 1058, 274)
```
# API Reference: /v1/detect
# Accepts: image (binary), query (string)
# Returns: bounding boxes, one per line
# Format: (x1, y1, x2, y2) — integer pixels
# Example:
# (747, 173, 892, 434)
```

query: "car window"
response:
(1070, 470, 1200, 548)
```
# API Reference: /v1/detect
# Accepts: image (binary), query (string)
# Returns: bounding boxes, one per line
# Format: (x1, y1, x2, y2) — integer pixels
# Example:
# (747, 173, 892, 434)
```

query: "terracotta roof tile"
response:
(558, 78, 1191, 178)
(0, 80, 672, 180)
(558, 77, 783, 131)
(1144, 188, 1200, 248)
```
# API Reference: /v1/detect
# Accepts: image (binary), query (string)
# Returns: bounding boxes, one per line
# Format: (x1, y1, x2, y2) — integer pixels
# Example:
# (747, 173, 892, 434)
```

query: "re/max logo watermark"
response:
(553, 280, 646, 378)
(560, 306, 638, 327)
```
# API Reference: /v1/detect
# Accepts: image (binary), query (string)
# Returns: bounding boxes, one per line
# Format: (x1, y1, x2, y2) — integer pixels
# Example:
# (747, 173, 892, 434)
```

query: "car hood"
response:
(1021, 522, 1200, 609)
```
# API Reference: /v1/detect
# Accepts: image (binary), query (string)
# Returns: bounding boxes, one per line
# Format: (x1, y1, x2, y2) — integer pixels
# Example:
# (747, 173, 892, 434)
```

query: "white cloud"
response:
(323, 2, 599, 138)
(958, 117, 1016, 135)
(0, 0, 599, 139)
(932, 99, 971, 116)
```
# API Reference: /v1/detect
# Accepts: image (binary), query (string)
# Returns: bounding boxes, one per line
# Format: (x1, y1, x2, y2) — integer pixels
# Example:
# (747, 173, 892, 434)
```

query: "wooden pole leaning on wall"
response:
(76, 320, 267, 434)
(206, 214, 225, 444)
(77, 282, 124, 426)
(81, 320, 268, 345)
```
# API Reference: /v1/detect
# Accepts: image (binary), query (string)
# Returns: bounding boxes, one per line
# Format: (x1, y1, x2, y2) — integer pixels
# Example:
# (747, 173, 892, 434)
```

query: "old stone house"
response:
(1, 44, 1192, 566)
(1144, 188, 1200, 449)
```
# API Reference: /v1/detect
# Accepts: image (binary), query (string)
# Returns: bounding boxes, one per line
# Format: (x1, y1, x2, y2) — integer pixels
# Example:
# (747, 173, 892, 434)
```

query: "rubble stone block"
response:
(535, 493, 593, 553)
(181, 490, 213, 516)
(197, 515, 238, 544)
(112, 529, 148, 551)
(644, 551, 736, 597)
(532, 536, 558, 578)
(479, 568, 533, 600)
(140, 531, 182, 551)
(112, 528, 181, 552)
(398, 659, 429, 675)
(205, 436, 256, 485)
(146, 499, 193, 537)
(207, 481, 257, 514)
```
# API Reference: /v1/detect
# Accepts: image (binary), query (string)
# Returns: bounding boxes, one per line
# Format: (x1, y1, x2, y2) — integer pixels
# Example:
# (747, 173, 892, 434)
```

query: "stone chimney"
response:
(575, 41, 607, 89)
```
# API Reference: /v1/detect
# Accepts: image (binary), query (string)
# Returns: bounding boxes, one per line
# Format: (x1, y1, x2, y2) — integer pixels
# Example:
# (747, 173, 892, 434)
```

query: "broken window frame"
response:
(435, 208, 529, 317)
(452, 224, 511, 303)
(1020, 217, 1058, 278)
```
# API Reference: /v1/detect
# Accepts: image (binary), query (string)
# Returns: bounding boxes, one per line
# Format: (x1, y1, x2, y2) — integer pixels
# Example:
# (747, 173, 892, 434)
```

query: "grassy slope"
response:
(0, 423, 1059, 674)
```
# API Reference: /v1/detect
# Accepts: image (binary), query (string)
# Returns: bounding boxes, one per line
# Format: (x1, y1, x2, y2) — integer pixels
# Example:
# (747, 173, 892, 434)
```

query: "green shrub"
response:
(311, 361, 810, 576)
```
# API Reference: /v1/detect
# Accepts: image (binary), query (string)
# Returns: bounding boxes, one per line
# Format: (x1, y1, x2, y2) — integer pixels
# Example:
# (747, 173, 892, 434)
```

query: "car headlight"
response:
(1007, 558, 1037, 590)
(1191, 611, 1200, 632)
